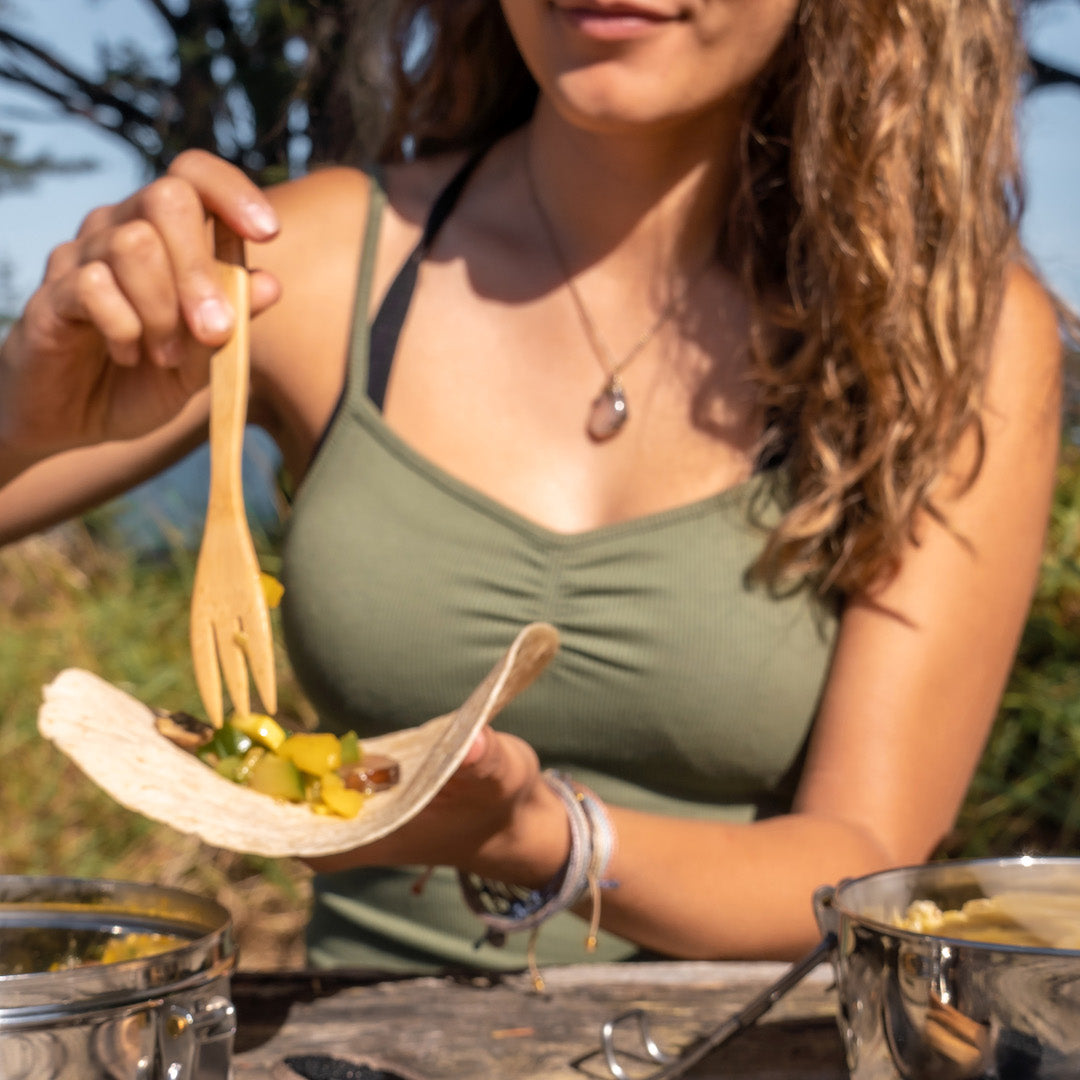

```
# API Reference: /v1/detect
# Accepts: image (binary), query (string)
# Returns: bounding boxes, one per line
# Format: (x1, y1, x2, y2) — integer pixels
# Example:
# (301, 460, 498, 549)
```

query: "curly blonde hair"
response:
(353, 0, 1031, 595)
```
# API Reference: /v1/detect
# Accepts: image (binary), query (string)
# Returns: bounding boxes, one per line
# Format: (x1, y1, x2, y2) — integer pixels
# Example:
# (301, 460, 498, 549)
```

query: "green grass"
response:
(0, 515, 313, 968)
(941, 441, 1080, 859)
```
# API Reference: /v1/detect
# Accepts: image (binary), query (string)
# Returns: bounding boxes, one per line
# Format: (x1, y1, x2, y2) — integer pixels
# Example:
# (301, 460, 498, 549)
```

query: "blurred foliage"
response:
(0, 513, 313, 968)
(1027, 0, 1080, 91)
(943, 360, 1080, 858)
(0, 129, 96, 193)
(0, 256, 19, 334)
(0, 0, 393, 182)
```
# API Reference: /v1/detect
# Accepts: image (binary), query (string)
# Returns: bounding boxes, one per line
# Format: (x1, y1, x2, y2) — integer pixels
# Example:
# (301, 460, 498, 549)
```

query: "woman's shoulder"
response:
(271, 150, 471, 210)
(998, 261, 1062, 343)
(986, 261, 1064, 414)
(260, 153, 476, 271)
(262, 165, 373, 247)
(245, 154, 478, 444)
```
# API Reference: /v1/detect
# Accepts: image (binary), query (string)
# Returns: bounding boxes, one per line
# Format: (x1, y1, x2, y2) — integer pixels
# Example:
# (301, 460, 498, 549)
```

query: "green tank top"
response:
(280, 166, 839, 973)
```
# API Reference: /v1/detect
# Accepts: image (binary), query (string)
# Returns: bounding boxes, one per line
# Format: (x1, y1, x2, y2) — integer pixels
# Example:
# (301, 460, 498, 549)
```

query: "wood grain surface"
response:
(231, 961, 847, 1080)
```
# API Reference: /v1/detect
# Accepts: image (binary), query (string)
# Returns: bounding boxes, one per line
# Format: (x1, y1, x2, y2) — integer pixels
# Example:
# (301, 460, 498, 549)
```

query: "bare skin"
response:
(0, 0, 1063, 959)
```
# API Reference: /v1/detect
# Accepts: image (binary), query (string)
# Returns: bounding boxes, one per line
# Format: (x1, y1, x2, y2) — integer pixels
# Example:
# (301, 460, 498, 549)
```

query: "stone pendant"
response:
(587, 379, 629, 441)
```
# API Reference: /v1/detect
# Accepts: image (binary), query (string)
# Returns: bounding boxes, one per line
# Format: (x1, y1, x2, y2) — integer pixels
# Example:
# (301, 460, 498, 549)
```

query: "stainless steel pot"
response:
(0, 874, 237, 1080)
(818, 856, 1080, 1080)
(599, 856, 1080, 1080)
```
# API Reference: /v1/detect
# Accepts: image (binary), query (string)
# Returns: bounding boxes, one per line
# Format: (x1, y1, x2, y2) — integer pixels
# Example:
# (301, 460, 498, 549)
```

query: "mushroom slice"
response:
(152, 708, 215, 752)
(339, 754, 401, 794)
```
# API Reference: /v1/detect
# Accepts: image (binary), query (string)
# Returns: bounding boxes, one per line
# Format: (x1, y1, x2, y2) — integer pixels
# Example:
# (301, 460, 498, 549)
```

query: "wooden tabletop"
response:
(231, 960, 848, 1080)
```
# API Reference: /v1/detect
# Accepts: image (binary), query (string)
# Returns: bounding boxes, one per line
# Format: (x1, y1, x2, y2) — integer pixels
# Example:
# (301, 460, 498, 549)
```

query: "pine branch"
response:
(1029, 55, 1080, 91)
(0, 69, 112, 129)
(142, 0, 182, 33)
(0, 27, 158, 130)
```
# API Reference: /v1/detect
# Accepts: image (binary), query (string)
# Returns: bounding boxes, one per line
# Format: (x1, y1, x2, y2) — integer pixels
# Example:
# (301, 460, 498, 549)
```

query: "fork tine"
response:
(244, 604, 278, 717)
(191, 615, 224, 729)
(217, 619, 252, 720)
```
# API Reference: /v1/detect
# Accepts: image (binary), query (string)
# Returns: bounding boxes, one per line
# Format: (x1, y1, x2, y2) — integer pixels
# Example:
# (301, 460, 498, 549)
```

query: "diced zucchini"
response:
(234, 746, 266, 784)
(246, 753, 304, 802)
(339, 730, 361, 765)
(214, 754, 244, 782)
(201, 722, 253, 761)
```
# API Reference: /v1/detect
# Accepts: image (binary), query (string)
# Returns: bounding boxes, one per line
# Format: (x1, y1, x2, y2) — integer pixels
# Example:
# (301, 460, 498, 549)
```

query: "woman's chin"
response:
(543, 71, 742, 142)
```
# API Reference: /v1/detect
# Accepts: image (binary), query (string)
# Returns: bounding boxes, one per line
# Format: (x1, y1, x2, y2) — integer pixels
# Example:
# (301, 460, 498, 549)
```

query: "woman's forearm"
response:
(0, 392, 210, 548)
(585, 807, 896, 960)
(458, 762, 898, 962)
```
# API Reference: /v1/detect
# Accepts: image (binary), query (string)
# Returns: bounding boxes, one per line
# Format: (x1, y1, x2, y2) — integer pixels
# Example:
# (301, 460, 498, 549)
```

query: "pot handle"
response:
(161, 996, 236, 1079)
(813, 884, 840, 937)
(599, 932, 838, 1080)
(161, 1005, 197, 1079)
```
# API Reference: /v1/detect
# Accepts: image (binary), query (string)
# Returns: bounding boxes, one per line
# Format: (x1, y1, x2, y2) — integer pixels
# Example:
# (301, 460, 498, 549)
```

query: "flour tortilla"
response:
(38, 622, 559, 858)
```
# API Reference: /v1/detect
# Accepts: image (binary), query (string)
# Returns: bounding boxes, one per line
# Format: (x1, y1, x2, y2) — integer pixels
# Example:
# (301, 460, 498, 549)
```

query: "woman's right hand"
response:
(0, 150, 282, 463)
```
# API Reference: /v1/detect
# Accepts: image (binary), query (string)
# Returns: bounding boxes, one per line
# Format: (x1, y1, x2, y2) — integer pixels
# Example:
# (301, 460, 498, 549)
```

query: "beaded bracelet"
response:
(458, 769, 617, 990)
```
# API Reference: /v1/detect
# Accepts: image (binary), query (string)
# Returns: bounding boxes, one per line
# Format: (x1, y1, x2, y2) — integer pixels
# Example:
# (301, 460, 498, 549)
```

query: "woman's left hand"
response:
(305, 728, 570, 885)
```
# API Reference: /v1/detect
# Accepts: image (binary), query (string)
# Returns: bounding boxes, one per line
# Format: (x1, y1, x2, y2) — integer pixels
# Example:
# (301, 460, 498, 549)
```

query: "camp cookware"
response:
(823, 856, 1080, 1078)
(601, 857, 1080, 1079)
(0, 874, 236, 1080)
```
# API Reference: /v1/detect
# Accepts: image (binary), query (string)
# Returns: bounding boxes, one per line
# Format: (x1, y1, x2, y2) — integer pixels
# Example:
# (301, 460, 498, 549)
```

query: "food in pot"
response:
(154, 709, 399, 819)
(0, 927, 190, 975)
(897, 892, 1080, 949)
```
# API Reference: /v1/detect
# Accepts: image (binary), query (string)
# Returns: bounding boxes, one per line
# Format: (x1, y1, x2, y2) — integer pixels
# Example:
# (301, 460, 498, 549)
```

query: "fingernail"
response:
(195, 297, 233, 336)
(244, 201, 279, 238)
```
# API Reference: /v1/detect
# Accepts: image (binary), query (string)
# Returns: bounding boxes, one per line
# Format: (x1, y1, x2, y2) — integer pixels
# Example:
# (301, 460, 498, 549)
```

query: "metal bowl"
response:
(817, 857, 1080, 1079)
(0, 874, 236, 1080)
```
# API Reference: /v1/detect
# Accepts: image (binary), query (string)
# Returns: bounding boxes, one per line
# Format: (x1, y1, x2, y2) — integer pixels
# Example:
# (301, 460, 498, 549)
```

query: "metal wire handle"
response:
(599, 934, 836, 1080)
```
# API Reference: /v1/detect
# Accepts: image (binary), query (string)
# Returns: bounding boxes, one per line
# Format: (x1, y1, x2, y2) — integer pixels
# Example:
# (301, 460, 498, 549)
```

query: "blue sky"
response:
(1, 0, 1079, 311)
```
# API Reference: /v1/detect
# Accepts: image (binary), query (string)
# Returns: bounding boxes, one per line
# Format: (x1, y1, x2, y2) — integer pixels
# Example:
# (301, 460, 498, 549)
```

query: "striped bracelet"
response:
(458, 769, 618, 990)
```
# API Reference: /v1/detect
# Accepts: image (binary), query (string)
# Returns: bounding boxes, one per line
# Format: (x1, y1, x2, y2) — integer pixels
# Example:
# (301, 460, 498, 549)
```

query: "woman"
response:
(0, 0, 1064, 974)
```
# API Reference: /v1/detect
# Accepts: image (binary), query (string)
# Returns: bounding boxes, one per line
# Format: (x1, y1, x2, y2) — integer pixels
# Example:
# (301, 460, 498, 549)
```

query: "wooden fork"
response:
(189, 220, 277, 728)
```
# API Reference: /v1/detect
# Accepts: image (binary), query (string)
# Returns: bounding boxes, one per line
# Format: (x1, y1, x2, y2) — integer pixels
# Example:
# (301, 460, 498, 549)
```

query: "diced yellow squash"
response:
(232, 712, 287, 751)
(260, 573, 285, 609)
(319, 772, 365, 819)
(278, 733, 342, 776)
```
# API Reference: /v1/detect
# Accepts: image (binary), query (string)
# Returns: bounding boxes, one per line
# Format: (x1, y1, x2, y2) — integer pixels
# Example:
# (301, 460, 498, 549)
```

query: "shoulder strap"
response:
(302, 169, 388, 464)
(340, 168, 387, 403)
(366, 149, 487, 410)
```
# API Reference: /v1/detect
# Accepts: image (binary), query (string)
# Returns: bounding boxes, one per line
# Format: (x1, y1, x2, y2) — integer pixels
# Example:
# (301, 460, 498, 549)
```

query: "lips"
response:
(552, 1, 678, 19)
(549, 0, 685, 39)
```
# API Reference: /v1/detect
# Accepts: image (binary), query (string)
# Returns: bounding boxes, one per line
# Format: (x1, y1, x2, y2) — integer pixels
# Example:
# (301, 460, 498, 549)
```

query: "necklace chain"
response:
(522, 142, 704, 440)
(523, 149, 681, 389)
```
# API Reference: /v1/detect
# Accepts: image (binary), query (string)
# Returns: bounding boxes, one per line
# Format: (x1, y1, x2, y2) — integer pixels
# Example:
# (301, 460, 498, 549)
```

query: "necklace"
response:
(524, 149, 689, 442)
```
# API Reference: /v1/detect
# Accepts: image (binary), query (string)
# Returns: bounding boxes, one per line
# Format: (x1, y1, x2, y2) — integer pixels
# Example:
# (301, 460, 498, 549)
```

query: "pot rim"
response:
(828, 854, 1080, 958)
(0, 873, 235, 998)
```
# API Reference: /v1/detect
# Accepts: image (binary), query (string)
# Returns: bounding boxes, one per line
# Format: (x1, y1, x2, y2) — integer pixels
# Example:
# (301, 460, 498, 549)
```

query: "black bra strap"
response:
(367, 149, 488, 410)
